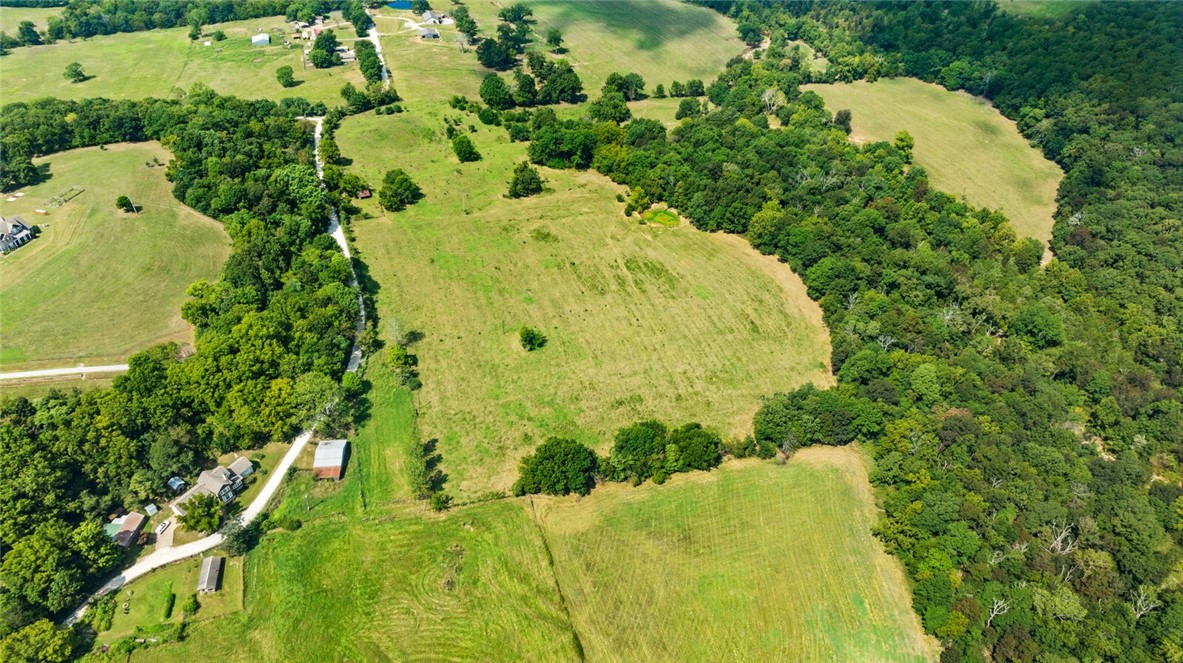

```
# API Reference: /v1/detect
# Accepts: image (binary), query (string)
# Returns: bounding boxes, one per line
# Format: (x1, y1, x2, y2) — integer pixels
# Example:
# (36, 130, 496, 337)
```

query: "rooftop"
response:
(313, 439, 348, 468)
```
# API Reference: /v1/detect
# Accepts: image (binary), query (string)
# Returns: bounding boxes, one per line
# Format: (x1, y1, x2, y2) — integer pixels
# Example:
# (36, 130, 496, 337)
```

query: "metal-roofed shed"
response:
(313, 439, 348, 480)
(198, 556, 224, 593)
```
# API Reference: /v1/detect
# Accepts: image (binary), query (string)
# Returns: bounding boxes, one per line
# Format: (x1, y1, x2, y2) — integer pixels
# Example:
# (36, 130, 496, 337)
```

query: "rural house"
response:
(252, 33, 271, 46)
(228, 456, 254, 479)
(112, 512, 146, 548)
(313, 440, 349, 480)
(197, 556, 224, 593)
(418, 28, 440, 40)
(421, 10, 446, 24)
(1, 216, 34, 254)
(171, 465, 245, 514)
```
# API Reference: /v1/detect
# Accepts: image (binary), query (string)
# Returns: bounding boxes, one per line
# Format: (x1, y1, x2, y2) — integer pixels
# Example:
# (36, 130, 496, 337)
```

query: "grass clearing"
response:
(0, 143, 228, 371)
(640, 207, 680, 227)
(100, 556, 243, 644)
(0, 6, 55, 33)
(534, 447, 937, 662)
(803, 78, 1062, 245)
(459, 0, 744, 93)
(129, 498, 579, 662)
(0, 14, 366, 105)
(997, 0, 1095, 18)
(337, 96, 832, 497)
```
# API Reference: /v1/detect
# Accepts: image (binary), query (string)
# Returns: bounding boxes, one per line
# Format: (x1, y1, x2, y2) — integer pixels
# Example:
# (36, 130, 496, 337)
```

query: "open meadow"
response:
(535, 447, 937, 662)
(0, 5, 55, 33)
(0, 14, 365, 105)
(124, 444, 933, 662)
(803, 78, 1062, 244)
(372, 0, 744, 94)
(0, 143, 228, 371)
(337, 97, 832, 497)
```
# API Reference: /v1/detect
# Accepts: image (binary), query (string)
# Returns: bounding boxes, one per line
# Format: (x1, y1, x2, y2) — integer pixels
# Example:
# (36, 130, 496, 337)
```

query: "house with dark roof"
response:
(419, 27, 440, 39)
(1, 216, 34, 254)
(171, 466, 244, 515)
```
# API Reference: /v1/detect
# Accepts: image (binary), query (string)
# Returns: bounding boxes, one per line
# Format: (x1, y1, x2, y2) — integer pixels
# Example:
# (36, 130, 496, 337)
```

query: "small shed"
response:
(252, 33, 271, 46)
(229, 456, 254, 479)
(313, 440, 349, 480)
(144, 504, 159, 517)
(114, 512, 146, 548)
(418, 28, 440, 39)
(168, 476, 187, 493)
(197, 556, 224, 593)
(357, 189, 372, 199)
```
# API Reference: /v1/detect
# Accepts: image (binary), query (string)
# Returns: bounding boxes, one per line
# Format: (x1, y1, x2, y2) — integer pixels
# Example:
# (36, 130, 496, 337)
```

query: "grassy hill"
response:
(0, 14, 365, 106)
(337, 105, 832, 497)
(0, 143, 228, 372)
(804, 78, 1062, 245)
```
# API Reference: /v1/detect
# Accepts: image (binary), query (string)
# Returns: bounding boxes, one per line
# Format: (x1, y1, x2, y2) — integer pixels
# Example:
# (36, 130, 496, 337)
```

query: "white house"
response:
(0, 216, 34, 254)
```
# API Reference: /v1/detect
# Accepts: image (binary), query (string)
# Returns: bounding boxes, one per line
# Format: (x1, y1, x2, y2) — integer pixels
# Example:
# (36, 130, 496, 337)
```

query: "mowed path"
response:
(804, 78, 1062, 245)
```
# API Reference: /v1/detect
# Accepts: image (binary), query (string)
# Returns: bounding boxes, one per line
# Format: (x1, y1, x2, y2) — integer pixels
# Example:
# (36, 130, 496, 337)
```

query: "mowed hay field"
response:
(0, 143, 228, 371)
(535, 447, 938, 662)
(131, 496, 581, 663)
(0, 14, 365, 105)
(804, 78, 1062, 244)
(338, 108, 831, 498)
(0, 6, 55, 33)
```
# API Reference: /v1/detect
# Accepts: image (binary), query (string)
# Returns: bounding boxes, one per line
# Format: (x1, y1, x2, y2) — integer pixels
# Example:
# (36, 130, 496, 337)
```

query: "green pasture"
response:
(804, 77, 1063, 245)
(0, 143, 228, 371)
(0, 13, 365, 105)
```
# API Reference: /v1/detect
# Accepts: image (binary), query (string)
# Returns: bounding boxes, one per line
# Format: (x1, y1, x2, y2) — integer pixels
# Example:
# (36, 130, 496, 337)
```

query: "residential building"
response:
(1, 216, 34, 254)
(228, 456, 254, 479)
(113, 512, 146, 548)
(419, 28, 440, 39)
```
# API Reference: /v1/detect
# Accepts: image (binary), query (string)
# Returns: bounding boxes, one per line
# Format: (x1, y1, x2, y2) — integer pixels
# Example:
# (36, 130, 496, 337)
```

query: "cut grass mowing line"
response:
(0, 143, 229, 371)
(803, 78, 1062, 246)
(533, 449, 938, 662)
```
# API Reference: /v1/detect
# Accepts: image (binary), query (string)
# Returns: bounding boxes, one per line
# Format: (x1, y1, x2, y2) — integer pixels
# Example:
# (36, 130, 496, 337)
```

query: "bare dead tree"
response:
(876, 334, 896, 351)
(1010, 540, 1029, 555)
(761, 88, 783, 114)
(1046, 521, 1078, 556)
(1131, 587, 1161, 620)
(986, 597, 1011, 627)
(989, 550, 1005, 566)
(1059, 563, 1079, 584)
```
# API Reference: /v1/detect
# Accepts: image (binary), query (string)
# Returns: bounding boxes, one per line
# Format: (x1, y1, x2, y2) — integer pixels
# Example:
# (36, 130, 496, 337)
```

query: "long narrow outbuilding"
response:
(197, 556, 224, 593)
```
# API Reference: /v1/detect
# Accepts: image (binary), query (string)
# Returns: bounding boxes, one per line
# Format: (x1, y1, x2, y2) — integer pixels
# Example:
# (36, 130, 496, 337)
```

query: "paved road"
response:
(0, 364, 129, 381)
(64, 111, 367, 626)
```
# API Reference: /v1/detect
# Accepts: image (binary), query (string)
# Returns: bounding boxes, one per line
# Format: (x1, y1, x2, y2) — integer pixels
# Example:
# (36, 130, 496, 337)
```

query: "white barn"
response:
(252, 33, 271, 46)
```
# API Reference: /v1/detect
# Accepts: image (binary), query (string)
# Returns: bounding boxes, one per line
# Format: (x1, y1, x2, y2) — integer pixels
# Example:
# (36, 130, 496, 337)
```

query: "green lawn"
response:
(0, 143, 229, 371)
(0, 5, 55, 33)
(129, 498, 579, 662)
(100, 556, 243, 644)
(336, 97, 832, 497)
(535, 448, 938, 662)
(128, 448, 934, 662)
(804, 78, 1063, 245)
(997, 0, 1095, 19)
(0, 14, 366, 106)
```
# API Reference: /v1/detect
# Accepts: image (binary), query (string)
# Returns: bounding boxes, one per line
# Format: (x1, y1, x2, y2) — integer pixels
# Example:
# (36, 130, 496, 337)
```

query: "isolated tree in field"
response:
(177, 492, 223, 533)
(63, 62, 86, 83)
(212, 30, 226, 41)
(276, 65, 296, 88)
(115, 195, 135, 212)
(834, 108, 852, 134)
(519, 326, 547, 350)
(893, 130, 914, 162)
(379, 168, 422, 211)
(499, 3, 533, 23)
(508, 162, 543, 198)
(18, 21, 41, 46)
(451, 134, 481, 162)
(479, 73, 514, 110)
(653, 83, 666, 98)
(188, 23, 201, 41)
(513, 437, 598, 496)
(546, 28, 563, 51)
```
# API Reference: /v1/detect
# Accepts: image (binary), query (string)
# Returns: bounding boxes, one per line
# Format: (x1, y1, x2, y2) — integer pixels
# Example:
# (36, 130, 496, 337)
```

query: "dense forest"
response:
(521, 1, 1183, 660)
(0, 89, 361, 651)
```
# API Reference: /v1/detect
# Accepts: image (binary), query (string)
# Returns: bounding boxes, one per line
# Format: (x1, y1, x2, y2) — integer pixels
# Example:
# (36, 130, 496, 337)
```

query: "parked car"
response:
(155, 520, 171, 535)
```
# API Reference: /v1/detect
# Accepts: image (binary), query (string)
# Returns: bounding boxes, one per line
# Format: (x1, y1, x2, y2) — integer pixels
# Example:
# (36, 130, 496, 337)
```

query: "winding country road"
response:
(0, 364, 129, 381)
(64, 82, 380, 624)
